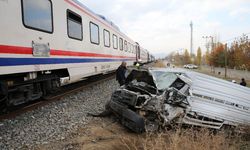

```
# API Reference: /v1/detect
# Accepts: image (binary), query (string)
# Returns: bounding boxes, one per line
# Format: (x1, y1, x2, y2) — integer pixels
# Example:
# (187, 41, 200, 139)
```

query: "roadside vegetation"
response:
(38, 119, 250, 150)
(167, 34, 250, 71)
(119, 127, 250, 150)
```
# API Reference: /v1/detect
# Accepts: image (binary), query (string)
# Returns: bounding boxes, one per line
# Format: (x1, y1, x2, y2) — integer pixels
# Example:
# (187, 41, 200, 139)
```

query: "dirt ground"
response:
(36, 118, 144, 150)
(36, 117, 250, 150)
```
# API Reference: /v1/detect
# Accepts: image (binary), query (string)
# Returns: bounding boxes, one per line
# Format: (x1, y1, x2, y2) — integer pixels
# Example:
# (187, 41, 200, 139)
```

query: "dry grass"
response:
(119, 127, 250, 150)
(37, 119, 250, 150)
(152, 60, 166, 68)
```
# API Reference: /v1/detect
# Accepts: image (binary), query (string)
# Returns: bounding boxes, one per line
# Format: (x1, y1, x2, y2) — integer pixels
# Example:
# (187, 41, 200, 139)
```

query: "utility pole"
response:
(211, 36, 214, 51)
(202, 36, 214, 52)
(211, 36, 215, 73)
(202, 35, 215, 72)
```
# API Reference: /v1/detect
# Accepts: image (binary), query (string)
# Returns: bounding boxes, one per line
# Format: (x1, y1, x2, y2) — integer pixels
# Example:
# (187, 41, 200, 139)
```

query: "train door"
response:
(147, 51, 150, 62)
(21, 0, 53, 57)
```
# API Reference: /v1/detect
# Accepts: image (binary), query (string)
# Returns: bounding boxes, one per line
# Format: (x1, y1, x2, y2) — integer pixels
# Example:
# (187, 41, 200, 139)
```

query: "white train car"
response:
(140, 48, 148, 64)
(135, 43, 149, 64)
(0, 0, 145, 106)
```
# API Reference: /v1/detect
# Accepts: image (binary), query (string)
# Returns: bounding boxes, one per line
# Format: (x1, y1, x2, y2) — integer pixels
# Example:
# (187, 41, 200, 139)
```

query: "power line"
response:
(221, 32, 250, 43)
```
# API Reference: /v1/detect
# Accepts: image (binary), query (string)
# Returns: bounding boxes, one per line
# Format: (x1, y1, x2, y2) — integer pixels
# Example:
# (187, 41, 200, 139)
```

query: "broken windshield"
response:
(151, 71, 178, 90)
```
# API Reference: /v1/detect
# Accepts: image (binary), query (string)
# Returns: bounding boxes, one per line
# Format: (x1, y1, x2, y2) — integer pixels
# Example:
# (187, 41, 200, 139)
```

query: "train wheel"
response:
(41, 77, 61, 96)
(6, 82, 43, 106)
(0, 81, 8, 109)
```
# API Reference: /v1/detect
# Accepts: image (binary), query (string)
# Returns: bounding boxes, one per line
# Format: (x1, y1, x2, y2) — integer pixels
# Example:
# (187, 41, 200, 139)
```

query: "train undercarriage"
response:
(0, 69, 68, 107)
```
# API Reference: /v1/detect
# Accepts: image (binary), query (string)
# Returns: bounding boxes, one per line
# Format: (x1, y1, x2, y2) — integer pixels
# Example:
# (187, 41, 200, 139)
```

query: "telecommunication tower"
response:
(190, 21, 193, 55)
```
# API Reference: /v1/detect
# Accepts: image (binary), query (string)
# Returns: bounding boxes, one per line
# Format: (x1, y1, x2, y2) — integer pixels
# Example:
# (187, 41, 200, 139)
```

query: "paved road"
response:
(161, 61, 249, 82)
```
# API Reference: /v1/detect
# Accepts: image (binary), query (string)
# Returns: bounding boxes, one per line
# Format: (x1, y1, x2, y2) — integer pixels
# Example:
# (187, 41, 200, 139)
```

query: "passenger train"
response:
(0, 0, 155, 106)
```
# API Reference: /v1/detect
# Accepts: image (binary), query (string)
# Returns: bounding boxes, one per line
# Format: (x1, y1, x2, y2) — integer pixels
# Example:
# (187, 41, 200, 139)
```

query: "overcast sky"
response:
(80, 0, 250, 57)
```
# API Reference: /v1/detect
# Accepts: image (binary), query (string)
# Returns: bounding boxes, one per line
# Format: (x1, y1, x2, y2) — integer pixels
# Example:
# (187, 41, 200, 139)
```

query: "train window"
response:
(67, 10, 82, 40)
(119, 38, 123, 50)
(103, 29, 110, 47)
(130, 44, 133, 53)
(130, 43, 132, 53)
(21, 0, 53, 33)
(113, 34, 118, 49)
(127, 43, 129, 52)
(128, 43, 130, 53)
(90, 22, 100, 44)
(124, 41, 128, 52)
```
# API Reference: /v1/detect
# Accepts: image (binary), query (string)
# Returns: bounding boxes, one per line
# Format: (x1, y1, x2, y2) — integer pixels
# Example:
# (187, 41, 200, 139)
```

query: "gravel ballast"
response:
(0, 78, 118, 149)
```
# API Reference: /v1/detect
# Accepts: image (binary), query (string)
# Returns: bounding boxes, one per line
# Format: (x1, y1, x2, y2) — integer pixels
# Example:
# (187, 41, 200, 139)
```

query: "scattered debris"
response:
(106, 68, 250, 133)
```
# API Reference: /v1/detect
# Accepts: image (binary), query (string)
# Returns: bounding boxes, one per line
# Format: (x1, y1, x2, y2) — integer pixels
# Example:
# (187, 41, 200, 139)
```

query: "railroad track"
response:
(0, 72, 115, 121)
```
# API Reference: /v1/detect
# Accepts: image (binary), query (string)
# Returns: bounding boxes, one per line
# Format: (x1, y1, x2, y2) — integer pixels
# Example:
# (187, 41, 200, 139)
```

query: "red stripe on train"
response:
(0, 45, 32, 54)
(0, 45, 135, 59)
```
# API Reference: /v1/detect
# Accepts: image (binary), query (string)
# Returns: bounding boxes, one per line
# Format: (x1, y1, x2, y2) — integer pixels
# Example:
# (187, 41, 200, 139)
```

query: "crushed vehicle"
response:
(107, 68, 250, 133)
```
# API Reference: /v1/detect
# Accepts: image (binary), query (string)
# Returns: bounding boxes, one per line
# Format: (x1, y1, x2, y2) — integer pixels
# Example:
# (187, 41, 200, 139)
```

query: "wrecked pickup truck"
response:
(107, 68, 250, 133)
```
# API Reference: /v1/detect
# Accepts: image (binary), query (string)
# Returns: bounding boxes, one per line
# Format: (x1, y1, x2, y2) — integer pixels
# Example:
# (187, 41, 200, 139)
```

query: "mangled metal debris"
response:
(106, 68, 250, 133)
